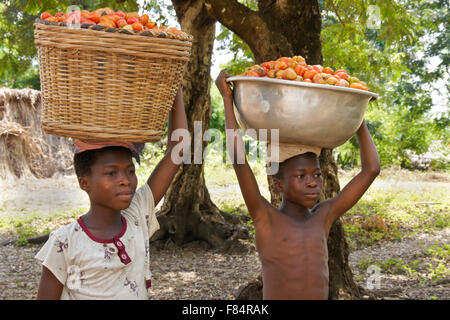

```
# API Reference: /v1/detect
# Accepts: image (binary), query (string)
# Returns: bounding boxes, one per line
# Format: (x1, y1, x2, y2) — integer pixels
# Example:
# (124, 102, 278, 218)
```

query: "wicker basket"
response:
(34, 19, 193, 142)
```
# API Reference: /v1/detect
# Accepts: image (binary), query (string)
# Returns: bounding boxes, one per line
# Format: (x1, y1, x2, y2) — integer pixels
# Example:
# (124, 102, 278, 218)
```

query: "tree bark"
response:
(205, 0, 322, 64)
(206, 0, 362, 299)
(153, 1, 248, 249)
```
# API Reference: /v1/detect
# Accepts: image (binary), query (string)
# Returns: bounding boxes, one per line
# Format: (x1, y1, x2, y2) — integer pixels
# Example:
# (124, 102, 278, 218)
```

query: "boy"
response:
(216, 71, 380, 300)
(35, 86, 187, 299)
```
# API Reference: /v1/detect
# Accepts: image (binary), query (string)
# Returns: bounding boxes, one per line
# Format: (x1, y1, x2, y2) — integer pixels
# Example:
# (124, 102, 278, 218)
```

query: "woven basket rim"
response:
(35, 18, 193, 42)
(42, 122, 165, 142)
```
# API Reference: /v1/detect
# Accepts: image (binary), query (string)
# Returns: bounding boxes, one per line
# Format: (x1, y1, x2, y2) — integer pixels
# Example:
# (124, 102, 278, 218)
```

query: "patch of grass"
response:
(356, 244, 449, 285)
(0, 207, 85, 244)
(357, 257, 420, 277)
(357, 256, 374, 270)
(422, 242, 450, 281)
(343, 213, 402, 250)
(433, 212, 450, 229)
(427, 261, 449, 281)
(378, 258, 420, 276)
(341, 176, 449, 249)
(424, 242, 450, 259)
(219, 201, 248, 215)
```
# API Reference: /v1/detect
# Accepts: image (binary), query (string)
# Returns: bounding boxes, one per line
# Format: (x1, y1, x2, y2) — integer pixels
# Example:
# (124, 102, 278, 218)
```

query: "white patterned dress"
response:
(35, 184, 159, 299)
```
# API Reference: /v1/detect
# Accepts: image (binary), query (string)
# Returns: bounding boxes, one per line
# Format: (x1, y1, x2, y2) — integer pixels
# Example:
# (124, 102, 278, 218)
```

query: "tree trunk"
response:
(206, 0, 362, 299)
(153, 1, 248, 249)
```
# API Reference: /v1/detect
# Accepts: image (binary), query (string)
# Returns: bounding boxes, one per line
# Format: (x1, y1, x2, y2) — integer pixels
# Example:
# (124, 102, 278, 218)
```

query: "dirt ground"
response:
(0, 171, 448, 300)
(0, 231, 448, 300)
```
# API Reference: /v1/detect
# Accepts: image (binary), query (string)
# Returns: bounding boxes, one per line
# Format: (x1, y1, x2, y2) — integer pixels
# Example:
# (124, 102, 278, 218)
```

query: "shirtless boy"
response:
(216, 70, 380, 299)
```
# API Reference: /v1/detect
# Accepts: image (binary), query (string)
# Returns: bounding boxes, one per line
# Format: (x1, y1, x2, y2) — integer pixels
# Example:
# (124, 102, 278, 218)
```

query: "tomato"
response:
(125, 12, 139, 20)
(292, 56, 306, 65)
(40, 12, 52, 20)
(98, 19, 116, 28)
(87, 12, 100, 23)
(283, 68, 298, 80)
(114, 10, 126, 18)
(127, 17, 139, 25)
(122, 24, 134, 32)
(139, 14, 149, 26)
(336, 79, 349, 87)
(288, 60, 298, 69)
(116, 18, 127, 28)
(335, 71, 348, 80)
(303, 69, 318, 80)
(326, 75, 339, 85)
(334, 69, 347, 74)
(277, 57, 291, 64)
(323, 67, 334, 74)
(131, 22, 144, 31)
(350, 83, 368, 90)
(313, 73, 327, 84)
(168, 27, 183, 35)
(294, 65, 307, 77)
(267, 69, 276, 78)
(260, 62, 270, 69)
(312, 65, 323, 73)
(347, 76, 360, 84)
(80, 17, 95, 25)
(247, 71, 260, 77)
(57, 14, 67, 22)
(97, 7, 114, 15)
(275, 61, 288, 70)
(146, 21, 157, 29)
(252, 66, 267, 77)
(112, 15, 122, 23)
(275, 70, 284, 79)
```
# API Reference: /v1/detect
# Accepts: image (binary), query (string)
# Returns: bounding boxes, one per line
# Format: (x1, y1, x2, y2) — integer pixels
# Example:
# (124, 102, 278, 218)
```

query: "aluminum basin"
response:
(227, 76, 379, 148)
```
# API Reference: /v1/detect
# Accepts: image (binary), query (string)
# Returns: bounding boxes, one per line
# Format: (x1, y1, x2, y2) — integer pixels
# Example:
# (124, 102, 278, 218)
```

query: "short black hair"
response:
(74, 146, 132, 178)
(273, 152, 318, 180)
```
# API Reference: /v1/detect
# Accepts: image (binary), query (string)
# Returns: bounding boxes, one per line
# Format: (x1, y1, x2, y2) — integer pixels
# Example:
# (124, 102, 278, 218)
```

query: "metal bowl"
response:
(227, 76, 379, 148)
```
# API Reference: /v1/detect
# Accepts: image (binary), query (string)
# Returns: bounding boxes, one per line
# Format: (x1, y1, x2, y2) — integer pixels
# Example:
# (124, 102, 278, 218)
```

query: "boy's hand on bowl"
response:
(215, 70, 233, 100)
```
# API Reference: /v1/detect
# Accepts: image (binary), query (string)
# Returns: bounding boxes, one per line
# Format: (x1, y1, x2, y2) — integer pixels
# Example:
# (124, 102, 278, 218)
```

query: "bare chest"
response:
(255, 213, 329, 271)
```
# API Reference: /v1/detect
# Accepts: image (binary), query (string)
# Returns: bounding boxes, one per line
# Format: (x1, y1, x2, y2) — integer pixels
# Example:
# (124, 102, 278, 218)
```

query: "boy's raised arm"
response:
(324, 120, 380, 231)
(215, 71, 269, 223)
(147, 85, 188, 206)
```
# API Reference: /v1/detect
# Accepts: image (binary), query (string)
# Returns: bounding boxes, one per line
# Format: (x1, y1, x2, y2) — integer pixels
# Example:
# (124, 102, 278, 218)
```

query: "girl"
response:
(35, 86, 187, 299)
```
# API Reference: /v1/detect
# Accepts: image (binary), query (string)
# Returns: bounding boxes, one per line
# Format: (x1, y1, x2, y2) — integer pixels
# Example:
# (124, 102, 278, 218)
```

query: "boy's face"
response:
(276, 155, 323, 208)
(79, 149, 138, 211)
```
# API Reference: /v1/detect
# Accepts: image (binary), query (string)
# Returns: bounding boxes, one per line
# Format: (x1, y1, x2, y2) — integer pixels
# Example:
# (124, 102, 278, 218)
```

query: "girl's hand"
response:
(215, 70, 233, 99)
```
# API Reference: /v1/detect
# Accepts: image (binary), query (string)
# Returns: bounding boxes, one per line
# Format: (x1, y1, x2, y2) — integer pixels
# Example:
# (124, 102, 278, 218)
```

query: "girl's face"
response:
(81, 149, 138, 212)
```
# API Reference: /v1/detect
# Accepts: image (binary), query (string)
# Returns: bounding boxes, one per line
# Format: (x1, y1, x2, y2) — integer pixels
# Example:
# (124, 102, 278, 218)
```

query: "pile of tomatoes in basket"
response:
(40, 7, 185, 36)
(237, 56, 369, 91)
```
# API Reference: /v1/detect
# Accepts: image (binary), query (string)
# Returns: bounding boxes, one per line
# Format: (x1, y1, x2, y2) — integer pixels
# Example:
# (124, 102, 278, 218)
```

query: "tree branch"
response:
(329, 0, 346, 27)
(205, 0, 258, 31)
(204, 0, 272, 62)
